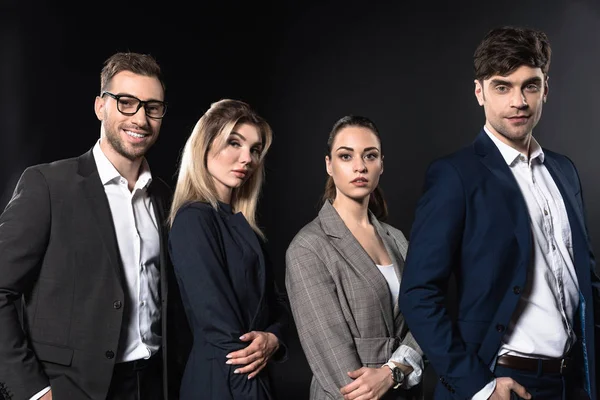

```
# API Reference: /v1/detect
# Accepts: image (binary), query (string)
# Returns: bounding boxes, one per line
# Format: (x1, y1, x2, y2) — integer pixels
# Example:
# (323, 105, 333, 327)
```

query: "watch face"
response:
(392, 368, 404, 384)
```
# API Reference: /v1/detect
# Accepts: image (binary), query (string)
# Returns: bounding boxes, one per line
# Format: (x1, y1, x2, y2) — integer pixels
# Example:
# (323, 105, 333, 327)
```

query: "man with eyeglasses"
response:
(0, 52, 189, 400)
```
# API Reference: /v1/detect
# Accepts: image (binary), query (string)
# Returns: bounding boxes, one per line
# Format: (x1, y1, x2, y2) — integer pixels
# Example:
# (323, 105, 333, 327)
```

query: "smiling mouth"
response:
(125, 130, 149, 138)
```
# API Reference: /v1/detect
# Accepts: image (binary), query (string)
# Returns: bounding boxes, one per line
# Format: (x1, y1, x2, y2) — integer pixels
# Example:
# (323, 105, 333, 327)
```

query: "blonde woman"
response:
(286, 115, 424, 400)
(168, 99, 289, 400)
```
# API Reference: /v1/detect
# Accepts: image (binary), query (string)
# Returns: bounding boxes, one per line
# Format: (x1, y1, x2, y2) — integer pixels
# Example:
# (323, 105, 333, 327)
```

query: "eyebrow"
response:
(230, 131, 262, 147)
(335, 146, 380, 152)
(489, 77, 543, 87)
(113, 93, 164, 102)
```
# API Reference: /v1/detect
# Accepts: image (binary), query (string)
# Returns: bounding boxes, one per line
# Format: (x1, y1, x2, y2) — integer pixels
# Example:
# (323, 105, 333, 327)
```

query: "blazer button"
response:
(513, 286, 521, 295)
(496, 324, 505, 333)
(105, 350, 115, 359)
(113, 300, 122, 309)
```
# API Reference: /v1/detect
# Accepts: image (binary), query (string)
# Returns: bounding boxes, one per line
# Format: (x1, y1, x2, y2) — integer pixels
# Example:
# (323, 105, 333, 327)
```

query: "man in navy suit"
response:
(399, 26, 599, 399)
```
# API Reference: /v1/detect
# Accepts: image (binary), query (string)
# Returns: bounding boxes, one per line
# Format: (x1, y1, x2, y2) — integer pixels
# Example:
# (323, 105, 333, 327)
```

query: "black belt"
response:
(114, 351, 161, 374)
(496, 354, 572, 375)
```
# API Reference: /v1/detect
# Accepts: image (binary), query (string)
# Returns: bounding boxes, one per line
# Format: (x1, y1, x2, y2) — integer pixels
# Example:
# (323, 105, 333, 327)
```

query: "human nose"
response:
(239, 147, 252, 165)
(130, 104, 150, 126)
(353, 157, 367, 172)
(511, 90, 528, 109)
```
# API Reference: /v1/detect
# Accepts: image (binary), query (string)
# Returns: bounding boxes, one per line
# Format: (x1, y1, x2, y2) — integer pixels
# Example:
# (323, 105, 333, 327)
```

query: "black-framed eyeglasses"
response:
(101, 91, 167, 119)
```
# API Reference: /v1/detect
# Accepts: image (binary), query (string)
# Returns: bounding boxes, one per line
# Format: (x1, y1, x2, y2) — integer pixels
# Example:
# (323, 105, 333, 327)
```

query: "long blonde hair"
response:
(168, 99, 273, 238)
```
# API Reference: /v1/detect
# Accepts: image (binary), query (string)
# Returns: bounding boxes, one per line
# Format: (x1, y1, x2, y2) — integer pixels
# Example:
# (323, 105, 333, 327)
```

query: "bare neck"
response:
(332, 194, 371, 229)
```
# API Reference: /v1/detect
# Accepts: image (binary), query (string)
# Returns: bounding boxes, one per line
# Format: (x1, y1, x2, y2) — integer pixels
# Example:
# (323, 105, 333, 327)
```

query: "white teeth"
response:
(125, 131, 146, 138)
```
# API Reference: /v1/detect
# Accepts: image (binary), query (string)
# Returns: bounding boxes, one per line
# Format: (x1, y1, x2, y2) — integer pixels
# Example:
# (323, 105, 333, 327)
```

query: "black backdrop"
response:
(2, 1, 599, 399)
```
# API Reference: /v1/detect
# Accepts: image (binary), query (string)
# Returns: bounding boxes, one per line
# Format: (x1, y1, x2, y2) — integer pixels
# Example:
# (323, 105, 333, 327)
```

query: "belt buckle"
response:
(560, 358, 568, 375)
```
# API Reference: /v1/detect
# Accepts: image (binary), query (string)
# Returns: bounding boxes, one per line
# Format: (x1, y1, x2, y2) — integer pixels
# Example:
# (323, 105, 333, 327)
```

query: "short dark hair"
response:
(474, 26, 551, 81)
(322, 115, 388, 221)
(100, 52, 165, 94)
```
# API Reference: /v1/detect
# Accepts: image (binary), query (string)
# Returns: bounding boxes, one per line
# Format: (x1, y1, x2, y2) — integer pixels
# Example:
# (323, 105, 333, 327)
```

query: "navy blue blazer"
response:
(168, 201, 289, 400)
(399, 130, 599, 399)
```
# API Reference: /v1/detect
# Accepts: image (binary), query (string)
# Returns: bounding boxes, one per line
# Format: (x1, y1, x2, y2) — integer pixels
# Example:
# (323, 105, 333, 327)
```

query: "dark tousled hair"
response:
(100, 52, 165, 94)
(322, 115, 388, 221)
(474, 26, 551, 81)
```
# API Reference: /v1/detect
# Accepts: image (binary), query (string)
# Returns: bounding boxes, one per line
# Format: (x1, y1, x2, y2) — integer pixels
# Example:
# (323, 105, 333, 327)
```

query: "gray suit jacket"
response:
(285, 201, 422, 400)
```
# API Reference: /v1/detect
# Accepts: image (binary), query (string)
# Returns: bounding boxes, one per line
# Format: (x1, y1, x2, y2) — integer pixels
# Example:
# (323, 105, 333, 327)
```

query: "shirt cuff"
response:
(30, 386, 51, 400)
(471, 379, 496, 400)
(389, 344, 424, 389)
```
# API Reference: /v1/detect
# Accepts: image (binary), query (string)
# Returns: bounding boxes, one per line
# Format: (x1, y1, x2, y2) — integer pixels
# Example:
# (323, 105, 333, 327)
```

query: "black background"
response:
(2, 1, 599, 398)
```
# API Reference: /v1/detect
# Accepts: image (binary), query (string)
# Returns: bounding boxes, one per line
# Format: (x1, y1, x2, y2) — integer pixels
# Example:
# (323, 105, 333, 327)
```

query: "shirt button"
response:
(113, 300, 122, 309)
(496, 324, 505, 333)
(544, 209, 548, 216)
(105, 350, 115, 359)
(140, 301, 145, 306)
(552, 244, 556, 251)
(513, 286, 521, 295)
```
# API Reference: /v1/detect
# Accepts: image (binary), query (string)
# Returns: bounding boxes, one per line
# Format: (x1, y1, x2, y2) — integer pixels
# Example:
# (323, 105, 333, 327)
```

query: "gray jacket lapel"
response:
(371, 217, 406, 319)
(318, 201, 395, 336)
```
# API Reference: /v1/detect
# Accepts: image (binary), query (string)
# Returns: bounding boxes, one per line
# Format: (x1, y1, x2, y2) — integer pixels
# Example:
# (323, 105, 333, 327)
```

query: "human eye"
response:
(251, 146, 262, 156)
(338, 153, 351, 161)
(525, 83, 540, 92)
(364, 152, 379, 161)
(494, 85, 509, 93)
(228, 139, 241, 148)
(118, 96, 137, 107)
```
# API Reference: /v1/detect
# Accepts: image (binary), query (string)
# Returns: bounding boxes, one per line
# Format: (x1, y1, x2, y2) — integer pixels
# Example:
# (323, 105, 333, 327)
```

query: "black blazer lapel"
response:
(474, 130, 532, 266)
(77, 149, 124, 287)
(319, 201, 395, 336)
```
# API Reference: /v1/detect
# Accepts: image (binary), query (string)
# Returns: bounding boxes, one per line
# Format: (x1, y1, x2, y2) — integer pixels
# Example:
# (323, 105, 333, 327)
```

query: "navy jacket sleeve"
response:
(399, 159, 494, 398)
(168, 204, 269, 398)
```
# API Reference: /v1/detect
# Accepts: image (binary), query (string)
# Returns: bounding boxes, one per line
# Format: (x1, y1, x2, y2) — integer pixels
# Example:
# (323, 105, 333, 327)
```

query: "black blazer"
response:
(0, 149, 188, 400)
(168, 201, 290, 400)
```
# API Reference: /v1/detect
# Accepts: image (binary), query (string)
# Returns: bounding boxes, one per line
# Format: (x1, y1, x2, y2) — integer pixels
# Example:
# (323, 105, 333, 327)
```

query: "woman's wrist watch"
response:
(382, 361, 405, 389)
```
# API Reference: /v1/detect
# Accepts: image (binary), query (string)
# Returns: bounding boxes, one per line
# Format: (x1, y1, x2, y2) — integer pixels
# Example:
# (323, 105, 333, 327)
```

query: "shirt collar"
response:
(92, 139, 153, 189)
(483, 126, 545, 166)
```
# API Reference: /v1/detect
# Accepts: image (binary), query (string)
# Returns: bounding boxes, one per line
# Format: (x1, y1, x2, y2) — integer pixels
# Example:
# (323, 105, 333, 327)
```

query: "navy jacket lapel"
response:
(77, 149, 124, 287)
(474, 130, 532, 265)
(543, 154, 592, 291)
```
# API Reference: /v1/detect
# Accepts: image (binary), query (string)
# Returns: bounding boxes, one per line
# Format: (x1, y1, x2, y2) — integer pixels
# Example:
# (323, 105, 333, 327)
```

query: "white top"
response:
(472, 127, 579, 400)
(376, 264, 400, 307)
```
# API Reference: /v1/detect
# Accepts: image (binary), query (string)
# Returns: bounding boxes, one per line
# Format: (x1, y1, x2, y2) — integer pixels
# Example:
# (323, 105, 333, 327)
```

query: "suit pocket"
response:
(32, 341, 74, 366)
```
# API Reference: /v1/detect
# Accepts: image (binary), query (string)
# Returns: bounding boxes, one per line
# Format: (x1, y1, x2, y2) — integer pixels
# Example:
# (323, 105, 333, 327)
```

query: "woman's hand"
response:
(339, 366, 394, 400)
(226, 331, 279, 379)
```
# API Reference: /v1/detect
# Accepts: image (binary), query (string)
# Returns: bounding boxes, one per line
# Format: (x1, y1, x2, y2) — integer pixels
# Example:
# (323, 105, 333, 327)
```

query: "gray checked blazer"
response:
(285, 200, 422, 400)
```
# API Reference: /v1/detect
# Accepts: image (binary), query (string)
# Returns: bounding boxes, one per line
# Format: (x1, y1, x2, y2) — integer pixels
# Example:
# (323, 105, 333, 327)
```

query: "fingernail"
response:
(233, 369, 240, 374)
(226, 354, 232, 358)
(247, 375, 253, 380)
(239, 335, 245, 340)
(225, 360, 232, 364)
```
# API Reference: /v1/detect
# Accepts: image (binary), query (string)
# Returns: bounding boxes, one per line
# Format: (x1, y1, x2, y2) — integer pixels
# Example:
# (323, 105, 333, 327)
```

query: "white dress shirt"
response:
(93, 140, 162, 362)
(30, 141, 163, 399)
(472, 127, 580, 400)
(377, 263, 424, 389)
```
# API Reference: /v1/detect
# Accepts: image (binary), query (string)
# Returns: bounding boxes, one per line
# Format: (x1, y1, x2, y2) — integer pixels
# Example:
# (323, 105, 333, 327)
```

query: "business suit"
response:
(168, 201, 289, 400)
(399, 129, 599, 399)
(0, 148, 186, 400)
(285, 200, 423, 400)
